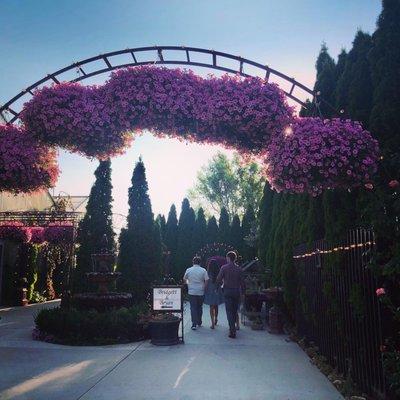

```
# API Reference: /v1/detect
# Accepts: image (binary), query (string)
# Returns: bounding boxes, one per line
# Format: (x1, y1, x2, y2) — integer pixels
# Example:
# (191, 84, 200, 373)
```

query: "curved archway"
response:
(0, 45, 334, 124)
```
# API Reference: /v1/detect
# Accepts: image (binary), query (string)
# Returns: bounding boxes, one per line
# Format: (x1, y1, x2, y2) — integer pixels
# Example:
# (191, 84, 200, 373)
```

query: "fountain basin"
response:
(71, 291, 133, 312)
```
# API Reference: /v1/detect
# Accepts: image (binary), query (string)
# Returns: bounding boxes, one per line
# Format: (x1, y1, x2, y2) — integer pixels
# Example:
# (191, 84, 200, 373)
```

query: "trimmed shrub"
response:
(34, 305, 148, 345)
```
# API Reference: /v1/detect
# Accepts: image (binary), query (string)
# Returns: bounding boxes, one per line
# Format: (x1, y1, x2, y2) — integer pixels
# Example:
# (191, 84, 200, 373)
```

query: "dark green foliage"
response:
(206, 216, 219, 244)
(218, 207, 230, 243)
(242, 206, 257, 261)
(74, 160, 115, 293)
(230, 215, 243, 254)
(314, 43, 337, 117)
(299, 99, 315, 117)
(164, 204, 178, 275)
(175, 198, 196, 279)
(34, 306, 147, 345)
(25, 244, 39, 301)
(369, 0, 400, 158)
(258, 183, 274, 266)
(155, 214, 166, 241)
(117, 159, 161, 301)
(336, 31, 373, 126)
(192, 208, 207, 254)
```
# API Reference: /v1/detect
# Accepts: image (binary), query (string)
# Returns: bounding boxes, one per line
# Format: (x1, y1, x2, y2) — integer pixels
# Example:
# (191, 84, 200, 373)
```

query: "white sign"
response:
(153, 287, 182, 311)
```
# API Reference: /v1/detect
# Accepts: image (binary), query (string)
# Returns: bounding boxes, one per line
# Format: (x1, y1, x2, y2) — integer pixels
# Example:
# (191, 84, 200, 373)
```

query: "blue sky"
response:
(0, 0, 381, 222)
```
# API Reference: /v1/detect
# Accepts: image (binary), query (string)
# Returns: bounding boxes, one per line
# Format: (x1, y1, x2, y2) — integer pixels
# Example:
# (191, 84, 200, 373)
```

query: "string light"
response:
(293, 241, 375, 259)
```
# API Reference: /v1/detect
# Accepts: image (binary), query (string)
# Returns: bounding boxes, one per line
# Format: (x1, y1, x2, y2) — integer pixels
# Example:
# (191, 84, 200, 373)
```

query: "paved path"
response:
(0, 301, 342, 400)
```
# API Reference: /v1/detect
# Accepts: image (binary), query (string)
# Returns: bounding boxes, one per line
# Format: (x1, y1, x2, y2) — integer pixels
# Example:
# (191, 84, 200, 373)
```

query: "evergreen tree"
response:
(369, 0, 400, 160)
(230, 214, 243, 254)
(334, 49, 348, 111)
(192, 208, 207, 254)
(218, 207, 230, 243)
(258, 183, 274, 267)
(117, 159, 161, 301)
(164, 204, 178, 275)
(206, 216, 219, 244)
(175, 198, 196, 279)
(74, 160, 115, 292)
(155, 214, 166, 242)
(242, 206, 257, 261)
(314, 43, 337, 117)
(336, 31, 373, 126)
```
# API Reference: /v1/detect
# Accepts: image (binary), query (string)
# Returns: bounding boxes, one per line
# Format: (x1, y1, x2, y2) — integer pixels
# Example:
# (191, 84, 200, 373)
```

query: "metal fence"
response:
(294, 228, 386, 398)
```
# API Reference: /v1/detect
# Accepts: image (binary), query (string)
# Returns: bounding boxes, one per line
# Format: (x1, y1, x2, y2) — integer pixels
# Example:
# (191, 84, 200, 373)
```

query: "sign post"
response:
(152, 285, 184, 343)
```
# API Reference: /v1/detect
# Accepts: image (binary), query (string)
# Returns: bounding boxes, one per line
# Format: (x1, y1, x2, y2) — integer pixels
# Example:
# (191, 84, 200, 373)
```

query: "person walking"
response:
(216, 251, 244, 338)
(204, 259, 224, 329)
(183, 256, 209, 330)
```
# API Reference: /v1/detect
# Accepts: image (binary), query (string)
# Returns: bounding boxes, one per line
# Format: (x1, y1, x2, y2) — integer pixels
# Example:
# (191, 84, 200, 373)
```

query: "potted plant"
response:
(148, 313, 181, 346)
(263, 287, 284, 334)
(251, 316, 264, 330)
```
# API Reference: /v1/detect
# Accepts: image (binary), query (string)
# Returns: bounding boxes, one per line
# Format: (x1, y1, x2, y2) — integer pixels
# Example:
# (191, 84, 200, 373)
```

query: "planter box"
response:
(149, 318, 181, 346)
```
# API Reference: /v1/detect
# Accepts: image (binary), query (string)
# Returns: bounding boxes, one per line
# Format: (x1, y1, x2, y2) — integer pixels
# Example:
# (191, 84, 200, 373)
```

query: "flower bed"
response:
(34, 305, 148, 345)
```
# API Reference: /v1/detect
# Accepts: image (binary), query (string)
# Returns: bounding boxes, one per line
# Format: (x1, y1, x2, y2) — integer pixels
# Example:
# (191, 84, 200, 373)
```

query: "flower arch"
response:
(0, 65, 379, 195)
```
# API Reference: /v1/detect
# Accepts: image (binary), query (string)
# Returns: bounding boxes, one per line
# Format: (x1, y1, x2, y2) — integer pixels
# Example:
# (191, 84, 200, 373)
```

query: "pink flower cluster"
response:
(43, 224, 74, 244)
(0, 222, 73, 244)
(264, 117, 379, 195)
(1, 66, 379, 195)
(0, 222, 31, 243)
(22, 66, 293, 157)
(21, 83, 133, 159)
(0, 125, 59, 193)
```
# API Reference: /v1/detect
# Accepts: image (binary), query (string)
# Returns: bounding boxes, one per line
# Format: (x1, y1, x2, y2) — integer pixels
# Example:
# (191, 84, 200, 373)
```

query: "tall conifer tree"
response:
(117, 159, 161, 301)
(230, 214, 243, 254)
(175, 199, 196, 278)
(314, 43, 337, 117)
(164, 204, 178, 275)
(74, 160, 115, 292)
(206, 216, 219, 245)
(192, 208, 207, 254)
(242, 206, 257, 261)
(218, 207, 230, 243)
(369, 0, 400, 159)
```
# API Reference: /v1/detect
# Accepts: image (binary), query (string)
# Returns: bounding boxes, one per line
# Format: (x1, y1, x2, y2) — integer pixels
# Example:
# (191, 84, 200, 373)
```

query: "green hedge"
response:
(34, 306, 148, 345)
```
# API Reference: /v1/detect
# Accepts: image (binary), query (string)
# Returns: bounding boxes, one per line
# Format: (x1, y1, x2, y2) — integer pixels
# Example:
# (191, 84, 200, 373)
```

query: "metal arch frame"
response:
(0, 45, 336, 124)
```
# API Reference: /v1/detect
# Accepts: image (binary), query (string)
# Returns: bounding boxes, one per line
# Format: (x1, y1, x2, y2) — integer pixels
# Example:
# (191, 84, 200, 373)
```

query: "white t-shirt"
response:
(183, 265, 209, 296)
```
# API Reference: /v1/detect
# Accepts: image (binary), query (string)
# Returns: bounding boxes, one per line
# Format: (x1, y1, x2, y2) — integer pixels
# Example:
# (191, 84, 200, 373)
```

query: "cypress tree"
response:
(258, 183, 274, 267)
(206, 216, 219, 245)
(336, 31, 373, 126)
(175, 198, 196, 279)
(314, 43, 337, 117)
(192, 208, 207, 255)
(117, 159, 161, 301)
(369, 0, 400, 160)
(230, 214, 243, 254)
(218, 207, 230, 243)
(155, 214, 166, 242)
(242, 205, 257, 261)
(164, 204, 178, 275)
(74, 160, 115, 292)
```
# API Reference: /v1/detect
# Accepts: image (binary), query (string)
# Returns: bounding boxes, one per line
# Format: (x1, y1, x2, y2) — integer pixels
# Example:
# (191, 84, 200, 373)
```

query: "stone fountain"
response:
(71, 235, 132, 311)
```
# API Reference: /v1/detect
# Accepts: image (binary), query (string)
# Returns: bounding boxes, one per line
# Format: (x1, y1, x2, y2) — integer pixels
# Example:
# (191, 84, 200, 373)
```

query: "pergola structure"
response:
(0, 45, 337, 124)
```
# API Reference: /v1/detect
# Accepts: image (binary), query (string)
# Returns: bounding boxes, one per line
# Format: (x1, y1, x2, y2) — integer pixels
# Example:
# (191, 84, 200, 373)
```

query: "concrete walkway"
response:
(0, 301, 343, 400)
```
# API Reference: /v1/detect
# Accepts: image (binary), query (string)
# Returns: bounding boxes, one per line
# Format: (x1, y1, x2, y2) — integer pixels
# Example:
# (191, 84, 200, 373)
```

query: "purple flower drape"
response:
(1, 66, 380, 194)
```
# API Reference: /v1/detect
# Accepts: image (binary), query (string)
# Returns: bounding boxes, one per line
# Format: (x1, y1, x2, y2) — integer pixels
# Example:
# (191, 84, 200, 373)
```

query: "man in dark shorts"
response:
(216, 251, 244, 338)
